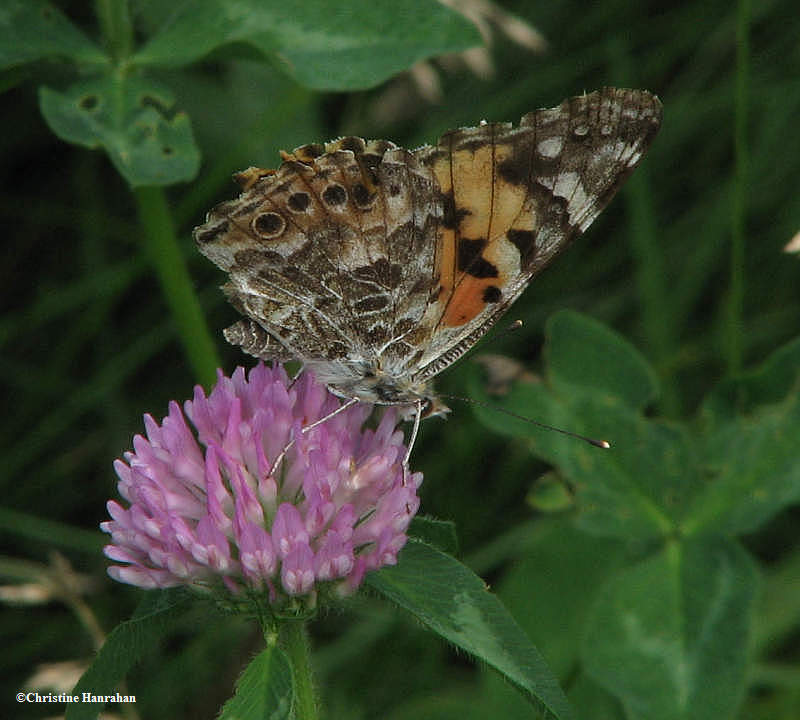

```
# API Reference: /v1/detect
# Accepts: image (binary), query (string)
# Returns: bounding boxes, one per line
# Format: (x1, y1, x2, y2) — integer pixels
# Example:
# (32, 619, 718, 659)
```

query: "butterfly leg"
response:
(401, 400, 423, 484)
(300, 396, 361, 435)
(286, 364, 306, 391)
(269, 397, 361, 477)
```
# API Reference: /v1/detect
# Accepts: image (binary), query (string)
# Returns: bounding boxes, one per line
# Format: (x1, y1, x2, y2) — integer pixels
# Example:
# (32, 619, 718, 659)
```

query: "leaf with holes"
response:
(38, 75, 199, 187)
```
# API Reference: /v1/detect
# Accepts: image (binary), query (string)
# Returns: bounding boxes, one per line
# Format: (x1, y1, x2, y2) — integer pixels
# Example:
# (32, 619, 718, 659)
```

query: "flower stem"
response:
(95, 0, 133, 63)
(281, 621, 318, 720)
(134, 186, 221, 387)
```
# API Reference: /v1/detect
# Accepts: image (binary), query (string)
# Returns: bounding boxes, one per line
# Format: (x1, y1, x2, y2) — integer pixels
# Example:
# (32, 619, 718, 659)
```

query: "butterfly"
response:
(194, 87, 662, 439)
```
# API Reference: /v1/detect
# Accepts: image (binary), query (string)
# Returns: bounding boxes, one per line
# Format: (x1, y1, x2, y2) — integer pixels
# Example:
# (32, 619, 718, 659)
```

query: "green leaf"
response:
(684, 389, 800, 536)
(408, 515, 459, 555)
(469, 372, 697, 541)
(526, 471, 574, 513)
(66, 590, 191, 720)
(683, 335, 800, 536)
(582, 536, 759, 720)
(546, 310, 660, 410)
(367, 539, 575, 720)
(493, 522, 627, 679)
(39, 75, 200, 187)
(0, 0, 107, 69)
(132, 0, 482, 90)
(700, 334, 800, 423)
(218, 644, 294, 720)
(568, 672, 626, 720)
(474, 522, 628, 720)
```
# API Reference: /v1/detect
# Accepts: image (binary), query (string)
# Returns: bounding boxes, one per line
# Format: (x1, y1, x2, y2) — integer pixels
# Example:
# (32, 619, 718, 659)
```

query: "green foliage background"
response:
(2, 0, 800, 718)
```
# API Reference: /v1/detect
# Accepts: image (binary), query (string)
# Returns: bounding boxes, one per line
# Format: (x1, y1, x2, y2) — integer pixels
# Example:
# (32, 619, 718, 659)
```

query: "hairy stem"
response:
(281, 621, 319, 720)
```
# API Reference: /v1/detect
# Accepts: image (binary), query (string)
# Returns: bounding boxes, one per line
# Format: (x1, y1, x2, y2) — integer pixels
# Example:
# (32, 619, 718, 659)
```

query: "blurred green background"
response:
(2, 1, 800, 718)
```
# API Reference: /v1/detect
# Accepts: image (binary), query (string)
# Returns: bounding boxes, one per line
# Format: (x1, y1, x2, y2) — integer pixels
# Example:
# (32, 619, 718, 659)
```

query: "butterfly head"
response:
(308, 359, 450, 420)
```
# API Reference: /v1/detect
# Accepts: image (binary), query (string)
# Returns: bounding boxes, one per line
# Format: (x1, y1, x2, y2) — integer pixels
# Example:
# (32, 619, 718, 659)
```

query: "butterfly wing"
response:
(194, 88, 661, 402)
(411, 87, 662, 382)
(193, 138, 445, 395)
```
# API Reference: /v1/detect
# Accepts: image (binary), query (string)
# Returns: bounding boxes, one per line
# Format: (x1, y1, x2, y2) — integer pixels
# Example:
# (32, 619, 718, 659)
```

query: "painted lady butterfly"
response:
(194, 87, 661, 432)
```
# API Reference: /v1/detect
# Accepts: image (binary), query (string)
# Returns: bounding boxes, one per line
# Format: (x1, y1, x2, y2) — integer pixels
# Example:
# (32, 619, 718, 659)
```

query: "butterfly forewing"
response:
(408, 88, 661, 382)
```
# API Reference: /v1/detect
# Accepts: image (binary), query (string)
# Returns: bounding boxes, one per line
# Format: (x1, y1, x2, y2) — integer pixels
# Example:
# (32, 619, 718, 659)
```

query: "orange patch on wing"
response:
(489, 144, 528, 233)
(440, 235, 519, 327)
(428, 141, 528, 328)
(441, 275, 495, 326)
(451, 146, 494, 239)
(451, 143, 528, 241)
(437, 228, 456, 300)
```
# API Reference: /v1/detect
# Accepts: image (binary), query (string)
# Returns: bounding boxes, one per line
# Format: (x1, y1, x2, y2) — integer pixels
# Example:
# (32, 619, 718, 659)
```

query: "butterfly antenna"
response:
(440, 393, 611, 449)
(486, 319, 524, 348)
